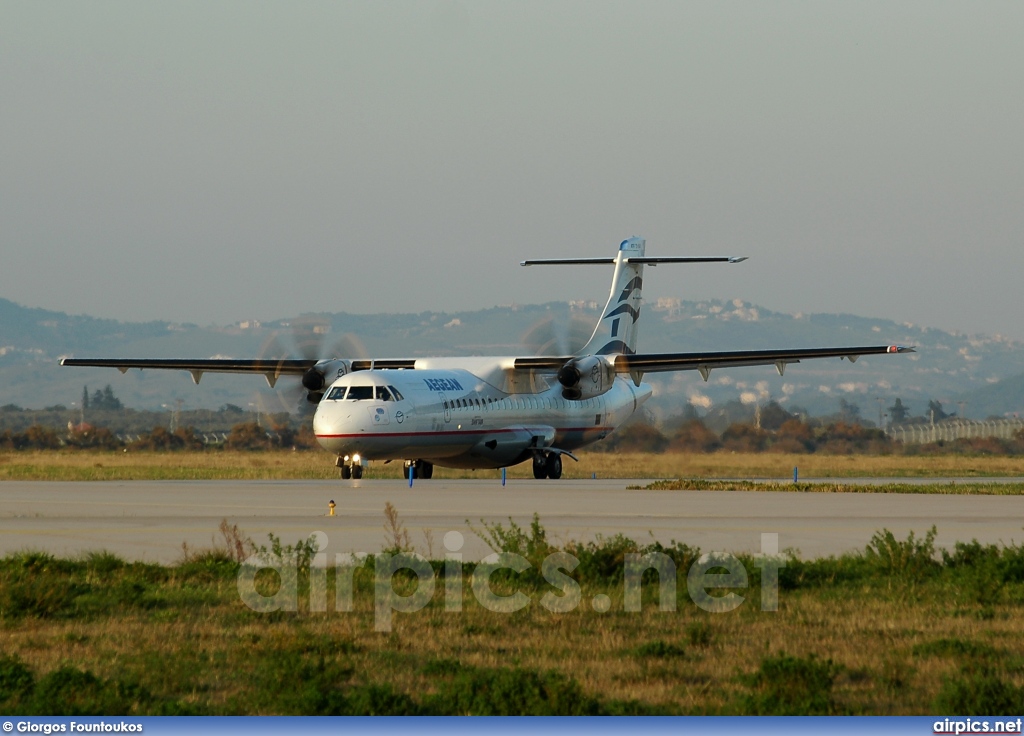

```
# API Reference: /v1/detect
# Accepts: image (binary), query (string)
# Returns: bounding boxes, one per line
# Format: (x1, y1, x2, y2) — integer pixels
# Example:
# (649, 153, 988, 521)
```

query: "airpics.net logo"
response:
(934, 719, 1024, 734)
(235, 531, 786, 632)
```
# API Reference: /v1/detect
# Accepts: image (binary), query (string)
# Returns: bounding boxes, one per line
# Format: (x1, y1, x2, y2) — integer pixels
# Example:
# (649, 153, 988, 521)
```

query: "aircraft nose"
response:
(313, 402, 356, 451)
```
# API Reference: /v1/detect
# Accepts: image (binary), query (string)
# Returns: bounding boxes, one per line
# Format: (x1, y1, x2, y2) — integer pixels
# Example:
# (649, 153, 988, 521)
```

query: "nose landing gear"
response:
(336, 454, 364, 480)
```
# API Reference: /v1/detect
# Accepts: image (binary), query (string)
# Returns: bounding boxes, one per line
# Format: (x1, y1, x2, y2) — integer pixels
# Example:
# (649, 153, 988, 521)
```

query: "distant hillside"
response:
(956, 373, 1024, 419)
(1, 295, 1022, 422)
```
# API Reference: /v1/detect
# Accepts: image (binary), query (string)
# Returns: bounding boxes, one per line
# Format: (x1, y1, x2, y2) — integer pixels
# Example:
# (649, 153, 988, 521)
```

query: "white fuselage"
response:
(312, 357, 652, 469)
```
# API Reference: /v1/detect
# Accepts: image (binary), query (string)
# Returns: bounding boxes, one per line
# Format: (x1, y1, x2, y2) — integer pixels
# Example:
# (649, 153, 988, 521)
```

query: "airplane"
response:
(62, 237, 913, 480)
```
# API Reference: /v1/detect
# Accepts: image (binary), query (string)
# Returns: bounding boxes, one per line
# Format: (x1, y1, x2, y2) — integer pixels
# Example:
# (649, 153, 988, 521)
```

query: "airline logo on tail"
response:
(587, 237, 646, 356)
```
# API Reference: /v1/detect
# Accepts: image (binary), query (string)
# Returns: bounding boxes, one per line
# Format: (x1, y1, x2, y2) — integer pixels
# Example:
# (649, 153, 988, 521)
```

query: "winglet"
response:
(728, 256, 749, 264)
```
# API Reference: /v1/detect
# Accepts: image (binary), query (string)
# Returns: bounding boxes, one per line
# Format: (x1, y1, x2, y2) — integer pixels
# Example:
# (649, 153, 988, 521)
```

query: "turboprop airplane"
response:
(62, 237, 913, 479)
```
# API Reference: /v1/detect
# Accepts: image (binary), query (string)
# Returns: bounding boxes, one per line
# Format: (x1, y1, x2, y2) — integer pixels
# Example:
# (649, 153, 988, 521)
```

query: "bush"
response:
(32, 667, 137, 715)
(773, 418, 816, 452)
(428, 667, 601, 715)
(742, 654, 838, 715)
(634, 640, 686, 658)
(129, 426, 204, 451)
(224, 422, 273, 451)
(566, 533, 639, 584)
(934, 667, 1024, 715)
(816, 421, 892, 454)
(864, 526, 938, 580)
(66, 426, 123, 450)
(0, 654, 34, 707)
(594, 420, 668, 453)
(667, 419, 721, 453)
(721, 423, 769, 452)
(2, 424, 62, 450)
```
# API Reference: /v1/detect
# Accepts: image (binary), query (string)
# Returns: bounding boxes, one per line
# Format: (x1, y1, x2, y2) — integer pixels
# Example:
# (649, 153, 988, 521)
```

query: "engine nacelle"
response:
(556, 355, 615, 401)
(302, 359, 351, 398)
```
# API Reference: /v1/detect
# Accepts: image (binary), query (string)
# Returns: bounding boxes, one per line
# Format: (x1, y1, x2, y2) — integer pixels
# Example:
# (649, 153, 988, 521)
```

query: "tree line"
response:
(0, 422, 319, 451)
(592, 401, 1024, 456)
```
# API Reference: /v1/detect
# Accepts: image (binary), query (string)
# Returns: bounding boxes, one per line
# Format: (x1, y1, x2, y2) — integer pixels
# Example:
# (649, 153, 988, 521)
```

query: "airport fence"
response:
(886, 418, 1024, 444)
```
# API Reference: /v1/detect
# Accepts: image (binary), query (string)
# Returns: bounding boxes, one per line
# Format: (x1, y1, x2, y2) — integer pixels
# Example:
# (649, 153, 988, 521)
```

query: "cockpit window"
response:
(376, 386, 393, 401)
(346, 386, 374, 401)
(388, 386, 404, 401)
(326, 387, 347, 400)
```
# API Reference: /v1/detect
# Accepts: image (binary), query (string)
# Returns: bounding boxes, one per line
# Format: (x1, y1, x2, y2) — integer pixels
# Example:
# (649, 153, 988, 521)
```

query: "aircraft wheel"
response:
(341, 465, 352, 480)
(406, 462, 418, 480)
(532, 455, 547, 479)
(419, 461, 434, 479)
(545, 452, 562, 480)
(352, 464, 363, 480)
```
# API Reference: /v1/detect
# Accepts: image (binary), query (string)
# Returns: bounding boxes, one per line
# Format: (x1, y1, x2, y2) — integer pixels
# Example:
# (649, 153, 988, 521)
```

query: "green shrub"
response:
(864, 526, 938, 580)
(742, 654, 838, 715)
(934, 667, 1024, 715)
(1, 577, 89, 619)
(82, 550, 126, 574)
(0, 654, 35, 706)
(428, 667, 601, 715)
(687, 620, 713, 647)
(634, 640, 686, 658)
(30, 667, 141, 715)
(912, 638, 999, 660)
(567, 534, 639, 584)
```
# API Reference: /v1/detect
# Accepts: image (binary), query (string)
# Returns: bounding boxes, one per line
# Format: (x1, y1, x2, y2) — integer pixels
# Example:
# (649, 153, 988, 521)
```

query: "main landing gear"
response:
(404, 460, 434, 480)
(532, 451, 563, 480)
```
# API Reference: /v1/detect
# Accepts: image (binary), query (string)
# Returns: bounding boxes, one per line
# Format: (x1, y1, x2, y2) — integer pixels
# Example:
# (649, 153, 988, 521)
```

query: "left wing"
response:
(615, 344, 914, 381)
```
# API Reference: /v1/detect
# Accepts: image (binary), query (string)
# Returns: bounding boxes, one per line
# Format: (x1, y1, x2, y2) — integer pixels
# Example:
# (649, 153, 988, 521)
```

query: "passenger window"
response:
(347, 386, 373, 401)
(376, 386, 393, 401)
(388, 386, 404, 401)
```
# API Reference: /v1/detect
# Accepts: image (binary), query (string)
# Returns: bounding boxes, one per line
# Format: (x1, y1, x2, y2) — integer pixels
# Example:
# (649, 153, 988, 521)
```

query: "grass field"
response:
(3, 449, 1024, 481)
(2, 516, 1024, 715)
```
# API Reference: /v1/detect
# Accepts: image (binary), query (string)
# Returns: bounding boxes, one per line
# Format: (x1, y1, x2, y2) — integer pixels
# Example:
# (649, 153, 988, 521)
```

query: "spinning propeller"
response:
(255, 315, 368, 413)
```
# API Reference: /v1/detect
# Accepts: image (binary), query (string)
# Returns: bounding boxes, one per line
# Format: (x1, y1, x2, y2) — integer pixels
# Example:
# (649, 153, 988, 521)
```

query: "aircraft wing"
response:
(59, 358, 316, 387)
(613, 344, 914, 379)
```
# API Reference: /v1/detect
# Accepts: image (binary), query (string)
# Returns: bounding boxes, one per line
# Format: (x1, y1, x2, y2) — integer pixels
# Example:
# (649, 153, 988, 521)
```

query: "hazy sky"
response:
(3, 2, 1023, 339)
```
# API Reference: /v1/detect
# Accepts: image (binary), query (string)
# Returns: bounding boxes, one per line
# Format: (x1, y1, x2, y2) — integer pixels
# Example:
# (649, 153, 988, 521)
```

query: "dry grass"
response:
(2, 449, 1024, 481)
(4, 573, 1023, 714)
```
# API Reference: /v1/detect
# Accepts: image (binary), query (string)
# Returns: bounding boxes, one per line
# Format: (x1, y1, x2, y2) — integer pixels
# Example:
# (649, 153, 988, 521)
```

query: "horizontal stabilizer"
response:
(625, 256, 747, 264)
(520, 256, 746, 266)
(520, 258, 615, 266)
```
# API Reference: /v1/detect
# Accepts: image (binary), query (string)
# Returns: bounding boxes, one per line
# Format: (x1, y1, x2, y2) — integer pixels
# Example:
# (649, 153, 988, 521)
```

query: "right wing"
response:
(59, 358, 316, 387)
(59, 356, 419, 388)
